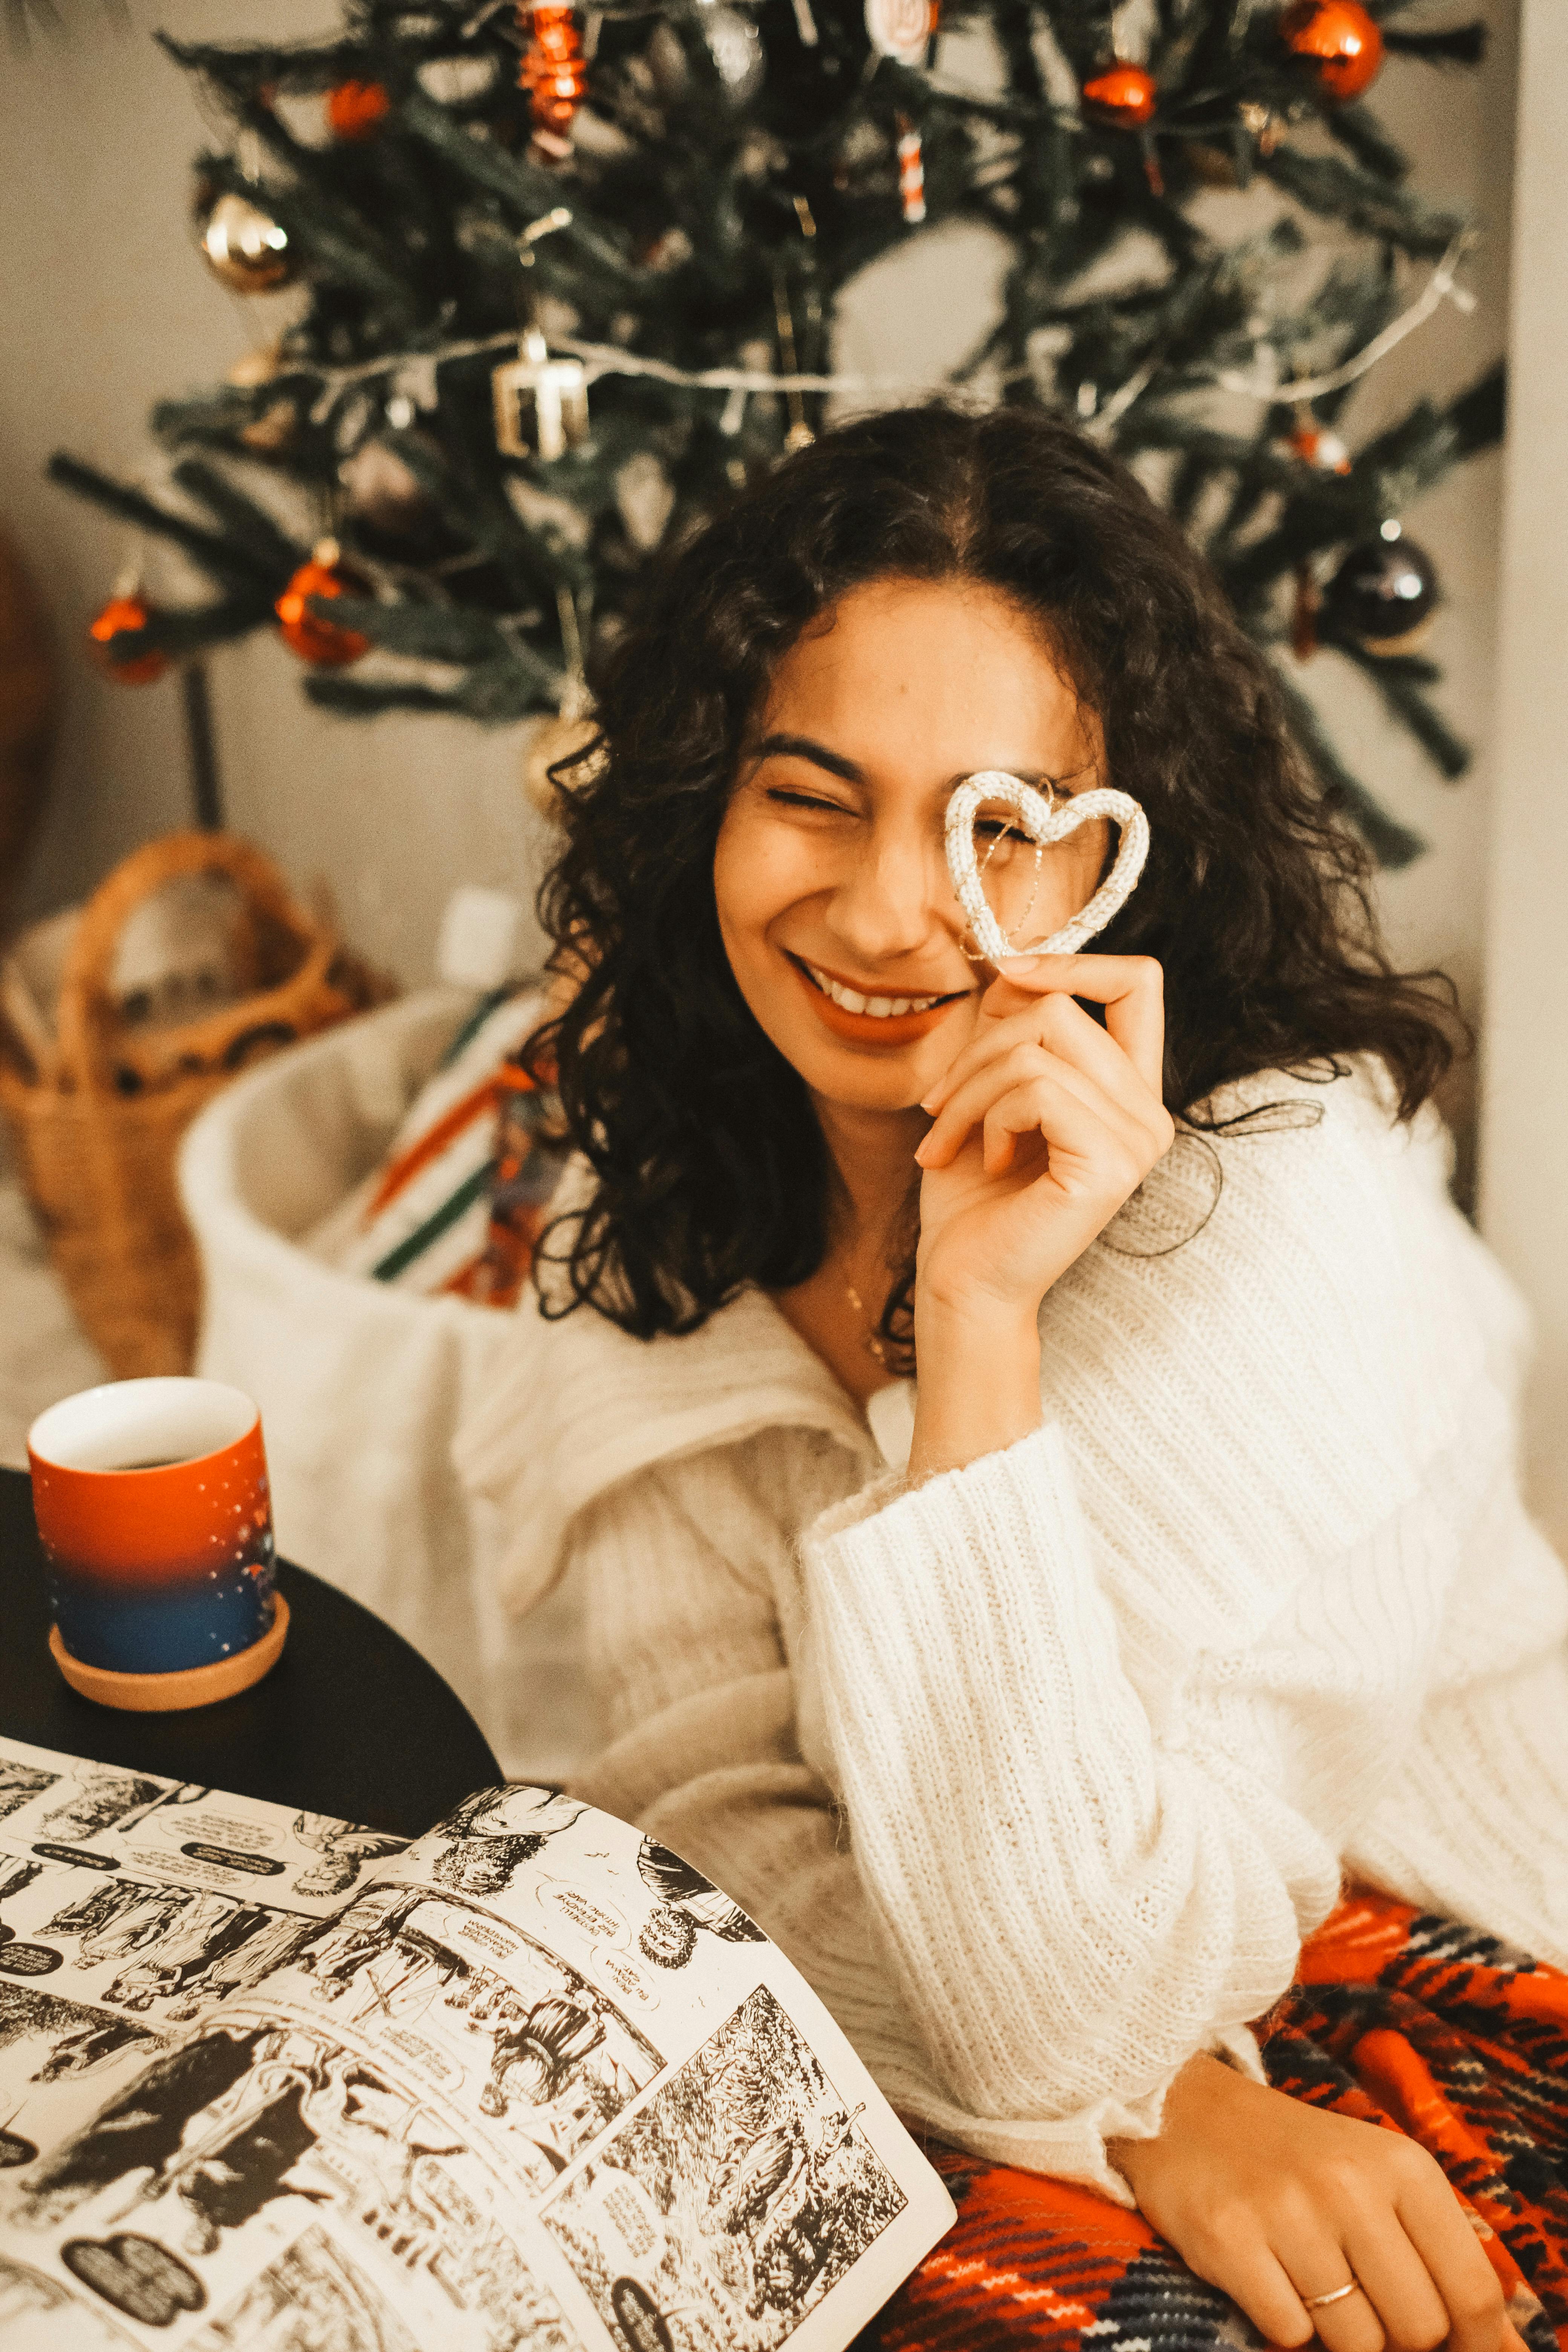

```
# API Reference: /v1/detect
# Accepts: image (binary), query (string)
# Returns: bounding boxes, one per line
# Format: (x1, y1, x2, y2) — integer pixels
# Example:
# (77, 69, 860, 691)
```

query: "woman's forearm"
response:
(906, 1302, 1043, 1484)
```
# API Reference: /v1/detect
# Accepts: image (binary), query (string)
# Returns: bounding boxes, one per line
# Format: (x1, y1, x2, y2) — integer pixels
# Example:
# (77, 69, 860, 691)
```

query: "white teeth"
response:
(803, 963, 941, 1017)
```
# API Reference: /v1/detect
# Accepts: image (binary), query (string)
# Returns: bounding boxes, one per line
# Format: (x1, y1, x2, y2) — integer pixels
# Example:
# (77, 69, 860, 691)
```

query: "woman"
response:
(458, 406, 1568, 2349)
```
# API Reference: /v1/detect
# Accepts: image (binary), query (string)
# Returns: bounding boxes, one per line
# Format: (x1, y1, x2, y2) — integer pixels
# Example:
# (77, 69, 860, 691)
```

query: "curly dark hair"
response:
(526, 402, 1458, 1361)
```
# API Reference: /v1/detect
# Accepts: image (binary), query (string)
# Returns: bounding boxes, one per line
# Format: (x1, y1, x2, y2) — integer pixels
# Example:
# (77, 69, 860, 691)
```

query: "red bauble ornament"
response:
(1082, 62, 1158, 127)
(275, 540, 372, 667)
(326, 80, 391, 139)
(87, 591, 167, 686)
(521, 4, 588, 155)
(1279, 0, 1384, 101)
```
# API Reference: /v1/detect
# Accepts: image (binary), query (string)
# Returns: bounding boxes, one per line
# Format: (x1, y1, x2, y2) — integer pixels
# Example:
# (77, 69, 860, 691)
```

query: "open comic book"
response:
(0, 1736, 954, 2352)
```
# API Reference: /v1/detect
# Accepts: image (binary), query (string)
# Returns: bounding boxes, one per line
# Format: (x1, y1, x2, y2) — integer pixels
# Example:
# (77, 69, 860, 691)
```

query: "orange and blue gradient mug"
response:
(28, 1379, 283, 1701)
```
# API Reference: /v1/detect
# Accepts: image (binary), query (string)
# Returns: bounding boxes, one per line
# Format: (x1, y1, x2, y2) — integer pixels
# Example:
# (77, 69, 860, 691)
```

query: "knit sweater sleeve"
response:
(796, 1076, 1496, 2164)
(799, 1421, 1376, 2162)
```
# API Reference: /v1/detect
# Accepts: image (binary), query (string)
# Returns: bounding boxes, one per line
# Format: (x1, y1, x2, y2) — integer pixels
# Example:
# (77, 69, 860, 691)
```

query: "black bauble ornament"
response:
(1323, 527, 1438, 652)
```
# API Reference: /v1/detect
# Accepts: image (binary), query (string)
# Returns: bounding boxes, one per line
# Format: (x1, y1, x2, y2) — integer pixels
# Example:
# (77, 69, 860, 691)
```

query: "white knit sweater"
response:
(455, 1062, 1568, 2202)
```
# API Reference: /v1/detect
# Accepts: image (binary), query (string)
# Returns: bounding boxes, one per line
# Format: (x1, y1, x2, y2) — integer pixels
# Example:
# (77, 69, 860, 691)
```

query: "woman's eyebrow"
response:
(749, 732, 865, 785)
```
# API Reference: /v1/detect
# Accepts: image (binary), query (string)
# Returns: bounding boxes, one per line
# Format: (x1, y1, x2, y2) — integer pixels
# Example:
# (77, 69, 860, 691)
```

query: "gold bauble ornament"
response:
(199, 190, 296, 294)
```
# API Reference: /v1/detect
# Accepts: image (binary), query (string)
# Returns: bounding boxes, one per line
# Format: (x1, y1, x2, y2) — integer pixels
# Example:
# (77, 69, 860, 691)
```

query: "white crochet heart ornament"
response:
(943, 771, 1150, 964)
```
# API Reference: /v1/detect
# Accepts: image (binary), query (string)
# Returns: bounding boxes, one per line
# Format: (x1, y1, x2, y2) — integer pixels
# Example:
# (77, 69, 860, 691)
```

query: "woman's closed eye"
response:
(766, 798, 1039, 831)
(765, 786, 857, 817)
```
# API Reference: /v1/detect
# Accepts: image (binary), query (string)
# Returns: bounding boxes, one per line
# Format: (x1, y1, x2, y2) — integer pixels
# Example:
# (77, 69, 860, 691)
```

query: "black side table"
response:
(0, 1465, 501, 1839)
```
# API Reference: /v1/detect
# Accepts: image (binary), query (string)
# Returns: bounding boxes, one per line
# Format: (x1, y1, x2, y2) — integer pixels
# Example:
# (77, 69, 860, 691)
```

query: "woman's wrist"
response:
(907, 1298, 1042, 1484)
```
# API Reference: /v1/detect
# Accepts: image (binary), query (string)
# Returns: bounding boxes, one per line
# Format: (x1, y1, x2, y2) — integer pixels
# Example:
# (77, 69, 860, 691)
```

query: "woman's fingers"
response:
(1334, 2215, 1452, 2351)
(925, 984, 1161, 1132)
(1267, 2157, 1510, 2352)
(1196, 2240, 1315, 2350)
(990, 950, 1167, 1096)
(917, 1048, 1148, 1182)
(977, 1073, 1145, 1192)
(1394, 2160, 1512, 2352)
(982, 1083, 1057, 1178)
(921, 1039, 1151, 1169)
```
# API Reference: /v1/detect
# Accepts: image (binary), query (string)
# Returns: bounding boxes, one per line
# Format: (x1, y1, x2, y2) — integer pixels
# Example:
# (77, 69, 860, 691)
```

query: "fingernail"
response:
(919, 1092, 940, 1112)
(913, 1139, 933, 1165)
(994, 953, 1042, 971)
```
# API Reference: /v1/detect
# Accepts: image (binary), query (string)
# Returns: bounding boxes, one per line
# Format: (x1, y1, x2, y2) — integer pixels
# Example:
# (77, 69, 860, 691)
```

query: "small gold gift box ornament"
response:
(491, 328, 591, 462)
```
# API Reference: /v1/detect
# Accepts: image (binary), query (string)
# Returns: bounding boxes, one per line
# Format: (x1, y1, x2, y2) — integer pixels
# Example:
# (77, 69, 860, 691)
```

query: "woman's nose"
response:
(828, 821, 950, 960)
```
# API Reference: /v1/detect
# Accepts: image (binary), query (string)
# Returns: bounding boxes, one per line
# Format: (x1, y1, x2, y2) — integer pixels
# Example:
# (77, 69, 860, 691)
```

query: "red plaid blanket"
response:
(858, 1893, 1565, 2350)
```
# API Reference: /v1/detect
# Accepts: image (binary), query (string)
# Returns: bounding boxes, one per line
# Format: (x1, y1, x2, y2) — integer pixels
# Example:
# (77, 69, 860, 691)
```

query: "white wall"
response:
(1478, 0, 1568, 1550)
(1, 0, 1517, 1027)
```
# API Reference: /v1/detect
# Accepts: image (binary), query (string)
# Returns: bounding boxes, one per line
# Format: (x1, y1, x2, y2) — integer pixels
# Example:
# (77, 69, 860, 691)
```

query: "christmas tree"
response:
(54, 0, 1498, 867)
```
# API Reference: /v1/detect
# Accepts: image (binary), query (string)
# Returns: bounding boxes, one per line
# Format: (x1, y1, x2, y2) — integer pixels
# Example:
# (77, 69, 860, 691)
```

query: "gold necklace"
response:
(844, 1280, 892, 1367)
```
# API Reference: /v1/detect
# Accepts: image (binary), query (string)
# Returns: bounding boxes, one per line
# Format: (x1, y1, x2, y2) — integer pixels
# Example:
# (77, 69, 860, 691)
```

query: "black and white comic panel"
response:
(0, 2223, 421, 2352)
(0, 1982, 168, 2180)
(271, 1882, 666, 2191)
(546, 1987, 907, 2352)
(0, 1856, 327, 2167)
(1, 2017, 586, 2349)
(0, 1738, 408, 1914)
(632, 1841, 768, 1974)
(409, 1786, 597, 1902)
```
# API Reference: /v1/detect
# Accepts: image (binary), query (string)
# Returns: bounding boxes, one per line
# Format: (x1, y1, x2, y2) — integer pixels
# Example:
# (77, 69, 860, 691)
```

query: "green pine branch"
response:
(47, 0, 1505, 862)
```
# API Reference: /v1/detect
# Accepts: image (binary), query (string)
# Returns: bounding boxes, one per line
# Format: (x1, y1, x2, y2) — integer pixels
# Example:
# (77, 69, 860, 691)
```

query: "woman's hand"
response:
(903, 954, 1171, 1482)
(1111, 2055, 1524, 2352)
(913, 953, 1173, 1321)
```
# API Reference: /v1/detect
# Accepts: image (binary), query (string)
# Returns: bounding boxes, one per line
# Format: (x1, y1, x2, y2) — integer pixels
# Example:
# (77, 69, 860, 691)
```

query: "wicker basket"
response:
(0, 831, 384, 1378)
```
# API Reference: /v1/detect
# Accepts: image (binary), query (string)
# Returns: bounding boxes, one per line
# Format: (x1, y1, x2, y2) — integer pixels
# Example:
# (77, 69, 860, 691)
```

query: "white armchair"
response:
(178, 990, 593, 1781)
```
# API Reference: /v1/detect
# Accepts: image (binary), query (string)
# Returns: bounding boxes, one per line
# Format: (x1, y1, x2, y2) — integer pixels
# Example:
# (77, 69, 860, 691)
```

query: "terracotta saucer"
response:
(49, 1594, 291, 1713)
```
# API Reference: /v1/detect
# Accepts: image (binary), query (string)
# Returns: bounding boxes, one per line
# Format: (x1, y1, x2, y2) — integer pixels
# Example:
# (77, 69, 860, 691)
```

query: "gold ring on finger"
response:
(1301, 2282, 1362, 2312)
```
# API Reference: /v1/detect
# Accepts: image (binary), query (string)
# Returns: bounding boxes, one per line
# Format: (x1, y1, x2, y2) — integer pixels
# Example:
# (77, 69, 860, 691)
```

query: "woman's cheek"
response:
(715, 808, 791, 931)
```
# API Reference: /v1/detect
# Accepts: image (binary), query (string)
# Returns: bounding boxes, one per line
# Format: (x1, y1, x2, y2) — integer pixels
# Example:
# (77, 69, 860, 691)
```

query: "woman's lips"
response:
(787, 954, 970, 1047)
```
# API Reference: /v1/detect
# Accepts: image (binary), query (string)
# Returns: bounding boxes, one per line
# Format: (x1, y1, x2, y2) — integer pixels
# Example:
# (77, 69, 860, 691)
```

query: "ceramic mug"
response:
(28, 1378, 282, 1698)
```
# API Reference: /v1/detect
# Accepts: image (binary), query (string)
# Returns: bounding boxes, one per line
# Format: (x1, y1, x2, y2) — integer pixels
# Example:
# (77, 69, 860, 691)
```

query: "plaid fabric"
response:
(855, 1893, 1566, 2351)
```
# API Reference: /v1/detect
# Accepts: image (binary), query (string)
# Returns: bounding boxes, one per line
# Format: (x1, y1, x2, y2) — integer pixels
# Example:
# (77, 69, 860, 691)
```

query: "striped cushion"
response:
(315, 988, 570, 1305)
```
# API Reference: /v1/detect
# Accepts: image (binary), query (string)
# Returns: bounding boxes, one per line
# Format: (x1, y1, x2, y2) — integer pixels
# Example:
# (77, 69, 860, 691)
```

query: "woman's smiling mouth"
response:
(786, 952, 972, 1044)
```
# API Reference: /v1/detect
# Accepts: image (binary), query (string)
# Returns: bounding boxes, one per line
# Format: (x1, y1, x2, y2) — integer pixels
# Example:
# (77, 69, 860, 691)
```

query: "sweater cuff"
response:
(802, 1423, 1100, 1705)
(806, 1416, 1079, 1560)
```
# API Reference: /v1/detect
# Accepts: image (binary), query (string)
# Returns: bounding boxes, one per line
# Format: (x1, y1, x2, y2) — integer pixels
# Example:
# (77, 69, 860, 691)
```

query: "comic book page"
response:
(0, 1745, 956, 2352)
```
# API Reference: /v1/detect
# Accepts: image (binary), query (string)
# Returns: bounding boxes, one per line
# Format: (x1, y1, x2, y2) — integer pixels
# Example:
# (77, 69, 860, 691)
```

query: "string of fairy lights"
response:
(272, 219, 1474, 439)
